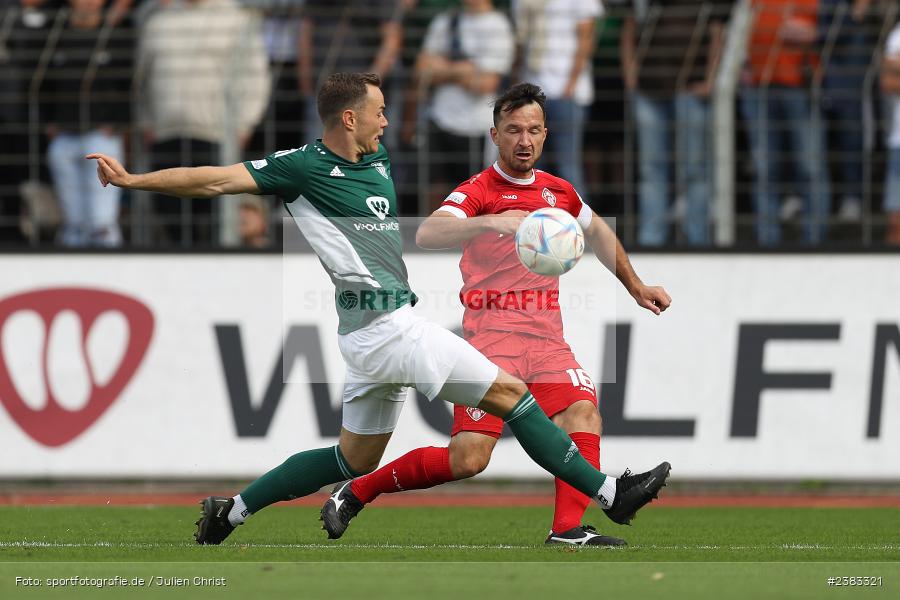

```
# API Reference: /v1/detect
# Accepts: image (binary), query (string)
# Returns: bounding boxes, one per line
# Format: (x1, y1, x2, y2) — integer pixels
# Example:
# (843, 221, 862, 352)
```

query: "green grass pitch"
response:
(1, 505, 898, 599)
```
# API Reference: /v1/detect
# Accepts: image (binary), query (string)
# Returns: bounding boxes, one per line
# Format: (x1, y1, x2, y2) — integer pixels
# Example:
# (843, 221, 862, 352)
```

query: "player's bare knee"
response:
(489, 382, 527, 403)
(338, 430, 391, 475)
(579, 403, 601, 433)
(494, 369, 527, 397)
(478, 370, 528, 417)
(554, 400, 601, 434)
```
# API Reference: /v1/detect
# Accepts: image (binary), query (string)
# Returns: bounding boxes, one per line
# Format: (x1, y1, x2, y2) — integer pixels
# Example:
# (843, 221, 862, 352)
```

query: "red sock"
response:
(350, 446, 455, 504)
(551, 431, 600, 533)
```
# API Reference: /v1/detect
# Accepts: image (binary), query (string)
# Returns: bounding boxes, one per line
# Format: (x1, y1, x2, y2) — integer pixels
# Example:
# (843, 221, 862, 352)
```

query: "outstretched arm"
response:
(86, 153, 260, 198)
(583, 211, 671, 315)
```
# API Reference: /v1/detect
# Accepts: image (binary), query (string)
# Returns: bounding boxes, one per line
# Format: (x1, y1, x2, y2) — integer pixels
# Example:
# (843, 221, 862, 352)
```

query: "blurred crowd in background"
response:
(1, 0, 899, 249)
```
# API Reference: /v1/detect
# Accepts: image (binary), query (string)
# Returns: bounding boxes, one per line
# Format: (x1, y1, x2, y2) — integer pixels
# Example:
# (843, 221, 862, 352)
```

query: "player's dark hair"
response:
(317, 73, 382, 128)
(492, 83, 547, 127)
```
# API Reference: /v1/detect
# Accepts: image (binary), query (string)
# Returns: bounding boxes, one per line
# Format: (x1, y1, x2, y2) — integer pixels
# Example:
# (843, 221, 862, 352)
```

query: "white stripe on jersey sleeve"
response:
(437, 205, 468, 219)
(575, 192, 593, 230)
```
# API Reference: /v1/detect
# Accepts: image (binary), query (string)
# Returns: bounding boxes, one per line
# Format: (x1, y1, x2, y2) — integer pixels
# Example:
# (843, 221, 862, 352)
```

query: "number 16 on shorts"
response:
(566, 368, 595, 392)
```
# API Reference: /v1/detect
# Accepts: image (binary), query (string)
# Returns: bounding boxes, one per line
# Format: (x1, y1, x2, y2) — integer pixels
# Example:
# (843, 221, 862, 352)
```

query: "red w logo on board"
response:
(0, 288, 154, 447)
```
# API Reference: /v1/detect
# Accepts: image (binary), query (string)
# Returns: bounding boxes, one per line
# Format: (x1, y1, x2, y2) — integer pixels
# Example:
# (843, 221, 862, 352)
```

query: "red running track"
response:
(2, 493, 899, 508)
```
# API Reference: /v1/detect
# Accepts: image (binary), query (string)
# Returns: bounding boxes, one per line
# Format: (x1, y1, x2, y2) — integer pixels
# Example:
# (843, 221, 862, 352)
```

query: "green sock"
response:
(240, 445, 360, 514)
(504, 392, 607, 498)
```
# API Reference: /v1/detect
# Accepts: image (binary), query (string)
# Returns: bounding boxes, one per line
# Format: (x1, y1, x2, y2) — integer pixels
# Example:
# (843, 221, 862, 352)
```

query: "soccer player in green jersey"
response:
(88, 73, 669, 545)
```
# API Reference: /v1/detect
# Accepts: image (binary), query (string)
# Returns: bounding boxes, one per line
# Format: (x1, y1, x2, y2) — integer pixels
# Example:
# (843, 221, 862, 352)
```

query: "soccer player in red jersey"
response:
(321, 82, 672, 545)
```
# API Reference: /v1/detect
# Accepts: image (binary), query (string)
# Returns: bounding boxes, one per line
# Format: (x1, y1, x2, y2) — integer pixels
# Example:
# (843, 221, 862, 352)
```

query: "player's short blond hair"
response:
(317, 73, 382, 129)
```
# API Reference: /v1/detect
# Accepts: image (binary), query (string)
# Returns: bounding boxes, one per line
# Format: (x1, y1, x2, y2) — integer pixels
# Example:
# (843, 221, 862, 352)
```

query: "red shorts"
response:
(450, 331, 597, 438)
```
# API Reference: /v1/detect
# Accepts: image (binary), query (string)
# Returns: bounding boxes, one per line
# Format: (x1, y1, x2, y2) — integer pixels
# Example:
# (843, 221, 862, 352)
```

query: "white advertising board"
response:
(0, 253, 898, 479)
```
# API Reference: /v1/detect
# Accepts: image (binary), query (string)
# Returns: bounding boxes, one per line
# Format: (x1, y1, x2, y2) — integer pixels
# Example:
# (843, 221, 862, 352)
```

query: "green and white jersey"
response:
(244, 141, 416, 334)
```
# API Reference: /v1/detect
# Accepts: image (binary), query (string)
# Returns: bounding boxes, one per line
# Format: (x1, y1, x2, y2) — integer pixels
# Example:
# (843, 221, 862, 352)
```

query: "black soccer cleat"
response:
(545, 524, 627, 547)
(320, 481, 365, 540)
(601, 461, 671, 525)
(194, 496, 236, 545)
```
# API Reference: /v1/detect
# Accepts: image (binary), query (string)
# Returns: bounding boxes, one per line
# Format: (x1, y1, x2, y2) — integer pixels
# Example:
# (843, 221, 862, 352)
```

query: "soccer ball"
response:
(515, 207, 585, 276)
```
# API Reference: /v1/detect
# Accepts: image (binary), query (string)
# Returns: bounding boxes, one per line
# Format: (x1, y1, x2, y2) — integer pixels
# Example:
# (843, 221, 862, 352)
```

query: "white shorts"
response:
(338, 305, 499, 435)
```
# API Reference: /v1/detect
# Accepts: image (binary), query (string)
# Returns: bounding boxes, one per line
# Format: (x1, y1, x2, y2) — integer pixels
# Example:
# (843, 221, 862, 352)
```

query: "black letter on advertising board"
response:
(215, 325, 341, 437)
(730, 324, 840, 438)
(868, 324, 900, 438)
(599, 324, 695, 436)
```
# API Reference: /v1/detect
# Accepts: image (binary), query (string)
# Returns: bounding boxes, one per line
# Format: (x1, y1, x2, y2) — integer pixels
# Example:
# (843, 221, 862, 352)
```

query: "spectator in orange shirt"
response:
(741, 0, 830, 245)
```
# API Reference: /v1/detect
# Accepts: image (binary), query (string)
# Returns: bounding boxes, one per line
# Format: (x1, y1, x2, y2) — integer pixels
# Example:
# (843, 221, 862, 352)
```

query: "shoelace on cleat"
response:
(616, 468, 645, 490)
(339, 495, 364, 519)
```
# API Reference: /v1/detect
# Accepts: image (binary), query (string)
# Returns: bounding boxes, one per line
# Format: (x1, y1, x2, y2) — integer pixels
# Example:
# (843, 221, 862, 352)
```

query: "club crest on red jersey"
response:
(542, 188, 557, 207)
(466, 407, 487, 421)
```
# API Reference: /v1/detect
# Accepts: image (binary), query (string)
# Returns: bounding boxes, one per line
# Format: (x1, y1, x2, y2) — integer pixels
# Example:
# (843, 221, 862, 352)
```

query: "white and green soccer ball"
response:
(514, 207, 585, 276)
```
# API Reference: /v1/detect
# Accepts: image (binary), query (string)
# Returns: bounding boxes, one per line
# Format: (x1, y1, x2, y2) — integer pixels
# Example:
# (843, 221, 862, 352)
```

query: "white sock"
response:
(228, 494, 250, 526)
(597, 476, 616, 509)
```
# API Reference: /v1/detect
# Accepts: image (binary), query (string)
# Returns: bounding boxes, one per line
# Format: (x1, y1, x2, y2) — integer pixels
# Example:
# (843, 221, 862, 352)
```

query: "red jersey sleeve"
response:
(438, 173, 488, 218)
(560, 180, 593, 230)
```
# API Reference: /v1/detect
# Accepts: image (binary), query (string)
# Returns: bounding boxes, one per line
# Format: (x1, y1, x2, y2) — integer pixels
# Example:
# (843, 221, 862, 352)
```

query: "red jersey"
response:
(438, 163, 593, 340)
